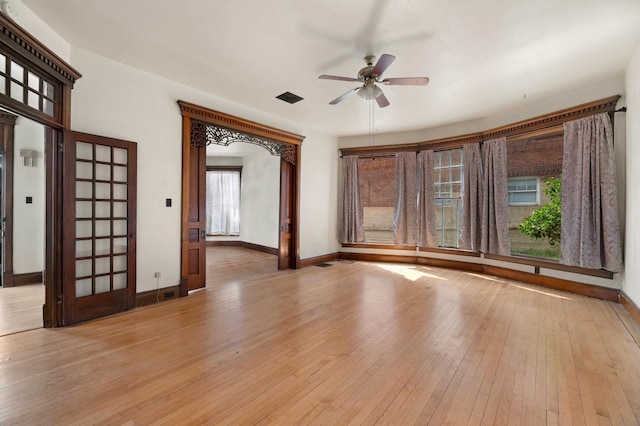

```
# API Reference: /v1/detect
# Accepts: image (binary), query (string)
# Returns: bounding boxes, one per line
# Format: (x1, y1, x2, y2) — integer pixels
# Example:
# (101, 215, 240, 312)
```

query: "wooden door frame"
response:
(178, 101, 304, 294)
(0, 111, 16, 287)
(1, 14, 82, 327)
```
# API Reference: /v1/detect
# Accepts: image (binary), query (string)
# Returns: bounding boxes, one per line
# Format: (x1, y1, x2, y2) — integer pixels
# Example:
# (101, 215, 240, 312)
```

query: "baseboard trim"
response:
(339, 252, 483, 273)
(340, 252, 419, 265)
(13, 271, 43, 286)
(206, 240, 278, 255)
(136, 285, 181, 307)
(338, 252, 618, 302)
(298, 253, 339, 268)
(620, 292, 640, 327)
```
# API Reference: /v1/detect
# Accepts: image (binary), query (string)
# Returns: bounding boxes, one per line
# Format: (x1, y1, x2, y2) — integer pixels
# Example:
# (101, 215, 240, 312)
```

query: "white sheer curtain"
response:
(481, 137, 510, 255)
(206, 170, 241, 235)
(394, 152, 418, 245)
(341, 155, 364, 243)
(460, 143, 483, 251)
(417, 150, 437, 247)
(561, 113, 623, 272)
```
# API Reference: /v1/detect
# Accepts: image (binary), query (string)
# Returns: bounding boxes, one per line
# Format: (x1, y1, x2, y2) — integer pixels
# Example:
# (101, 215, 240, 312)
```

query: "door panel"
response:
(279, 158, 295, 269)
(182, 119, 206, 292)
(62, 131, 137, 325)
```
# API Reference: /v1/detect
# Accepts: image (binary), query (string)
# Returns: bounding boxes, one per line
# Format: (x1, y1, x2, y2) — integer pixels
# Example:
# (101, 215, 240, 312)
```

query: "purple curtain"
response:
(460, 143, 483, 251)
(341, 156, 364, 243)
(561, 113, 623, 272)
(481, 138, 510, 255)
(394, 152, 418, 245)
(417, 150, 437, 247)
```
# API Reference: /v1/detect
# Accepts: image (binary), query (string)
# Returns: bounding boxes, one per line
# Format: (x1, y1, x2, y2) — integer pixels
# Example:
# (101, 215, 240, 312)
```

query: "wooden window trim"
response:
(484, 253, 614, 279)
(206, 166, 242, 172)
(340, 95, 620, 157)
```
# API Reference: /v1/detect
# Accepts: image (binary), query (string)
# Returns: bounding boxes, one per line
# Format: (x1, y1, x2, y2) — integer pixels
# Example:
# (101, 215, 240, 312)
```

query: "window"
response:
(206, 169, 241, 236)
(507, 177, 539, 206)
(358, 156, 395, 243)
(507, 134, 563, 258)
(0, 53, 56, 116)
(434, 149, 463, 248)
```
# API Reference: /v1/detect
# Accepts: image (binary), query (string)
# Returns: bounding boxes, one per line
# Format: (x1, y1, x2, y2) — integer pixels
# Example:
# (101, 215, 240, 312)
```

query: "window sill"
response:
(341, 243, 417, 250)
(484, 253, 614, 279)
(418, 246, 481, 258)
(340, 243, 615, 279)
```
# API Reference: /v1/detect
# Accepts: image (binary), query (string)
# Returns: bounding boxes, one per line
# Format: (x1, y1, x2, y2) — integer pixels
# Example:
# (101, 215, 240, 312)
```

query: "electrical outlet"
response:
(154, 272, 161, 278)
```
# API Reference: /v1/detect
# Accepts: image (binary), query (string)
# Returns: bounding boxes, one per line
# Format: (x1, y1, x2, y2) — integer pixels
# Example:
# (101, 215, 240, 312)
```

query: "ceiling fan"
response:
(318, 54, 429, 108)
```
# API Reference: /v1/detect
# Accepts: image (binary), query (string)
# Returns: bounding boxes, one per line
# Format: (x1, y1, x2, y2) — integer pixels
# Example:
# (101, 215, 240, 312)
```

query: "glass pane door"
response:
(63, 132, 136, 325)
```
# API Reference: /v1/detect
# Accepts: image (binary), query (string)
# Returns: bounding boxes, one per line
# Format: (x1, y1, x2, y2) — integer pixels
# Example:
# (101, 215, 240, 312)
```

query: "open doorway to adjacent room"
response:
(204, 142, 281, 263)
(0, 109, 46, 336)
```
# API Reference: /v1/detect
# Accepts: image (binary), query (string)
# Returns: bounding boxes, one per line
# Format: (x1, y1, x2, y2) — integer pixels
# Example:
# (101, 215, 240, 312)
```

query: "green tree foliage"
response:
(518, 177, 561, 246)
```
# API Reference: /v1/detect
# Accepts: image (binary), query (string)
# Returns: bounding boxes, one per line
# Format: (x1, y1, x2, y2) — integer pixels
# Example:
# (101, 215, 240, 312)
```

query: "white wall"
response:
(7, 0, 70, 62)
(68, 47, 339, 292)
(623, 42, 640, 307)
(206, 157, 243, 167)
(12, 115, 44, 274)
(300, 128, 339, 257)
(240, 149, 280, 248)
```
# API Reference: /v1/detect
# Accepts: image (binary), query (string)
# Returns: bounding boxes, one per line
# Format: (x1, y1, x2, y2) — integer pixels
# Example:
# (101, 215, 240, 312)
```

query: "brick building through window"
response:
(507, 133, 563, 257)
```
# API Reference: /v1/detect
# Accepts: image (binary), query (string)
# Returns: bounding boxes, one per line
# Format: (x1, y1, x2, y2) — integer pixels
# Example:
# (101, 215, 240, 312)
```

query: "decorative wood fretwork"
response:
(190, 120, 297, 165)
(178, 100, 304, 146)
(340, 95, 621, 157)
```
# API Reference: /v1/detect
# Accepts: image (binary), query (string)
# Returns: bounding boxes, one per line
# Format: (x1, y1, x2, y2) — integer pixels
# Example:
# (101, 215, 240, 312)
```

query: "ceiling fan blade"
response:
(375, 92, 390, 108)
(319, 74, 359, 82)
(381, 77, 430, 86)
(371, 54, 396, 76)
(329, 87, 360, 105)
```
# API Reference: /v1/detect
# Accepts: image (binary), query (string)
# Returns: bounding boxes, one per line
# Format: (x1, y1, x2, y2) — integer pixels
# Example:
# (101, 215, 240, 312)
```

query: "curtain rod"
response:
(615, 107, 627, 113)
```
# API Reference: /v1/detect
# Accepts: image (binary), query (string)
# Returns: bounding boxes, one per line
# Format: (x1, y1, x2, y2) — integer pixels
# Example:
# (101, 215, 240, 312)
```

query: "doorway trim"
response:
(0, 111, 16, 287)
(178, 101, 304, 293)
(1, 13, 82, 327)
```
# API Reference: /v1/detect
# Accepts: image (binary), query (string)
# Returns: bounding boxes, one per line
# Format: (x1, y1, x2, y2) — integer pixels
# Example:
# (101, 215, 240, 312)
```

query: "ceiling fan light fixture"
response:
(357, 82, 382, 100)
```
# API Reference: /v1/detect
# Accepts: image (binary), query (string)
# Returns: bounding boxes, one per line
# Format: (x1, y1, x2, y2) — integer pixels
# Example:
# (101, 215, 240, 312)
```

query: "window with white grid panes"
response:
(434, 149, 463, 248)
(0, 52, 56, 116)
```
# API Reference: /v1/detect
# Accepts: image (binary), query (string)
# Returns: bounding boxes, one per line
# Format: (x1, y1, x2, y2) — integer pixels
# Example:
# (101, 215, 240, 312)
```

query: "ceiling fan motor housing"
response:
(358, 66, 375, 81)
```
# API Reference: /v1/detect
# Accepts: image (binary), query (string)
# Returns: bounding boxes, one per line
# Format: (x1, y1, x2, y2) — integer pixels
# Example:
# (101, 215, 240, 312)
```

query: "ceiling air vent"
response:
(276, 92, 304, 104)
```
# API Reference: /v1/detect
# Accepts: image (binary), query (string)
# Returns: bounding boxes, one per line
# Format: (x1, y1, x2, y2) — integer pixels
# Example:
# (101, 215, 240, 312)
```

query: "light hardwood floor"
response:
(0, 283, 43, 336)
(1, 247, 639, 425)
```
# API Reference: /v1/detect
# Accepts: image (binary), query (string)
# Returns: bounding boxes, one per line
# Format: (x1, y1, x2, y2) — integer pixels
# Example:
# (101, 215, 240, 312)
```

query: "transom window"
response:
(0, 52, 56, 117)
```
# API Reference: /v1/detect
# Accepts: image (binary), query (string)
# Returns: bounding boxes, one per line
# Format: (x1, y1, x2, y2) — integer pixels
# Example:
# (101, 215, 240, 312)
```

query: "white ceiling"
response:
(18, 0, 640, 137)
